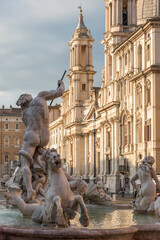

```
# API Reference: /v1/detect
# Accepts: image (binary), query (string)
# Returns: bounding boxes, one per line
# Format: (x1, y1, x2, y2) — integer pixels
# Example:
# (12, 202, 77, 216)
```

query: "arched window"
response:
(138, 45, 142, 71)
(4, 152, 9, 162)
(81, 45, 86, 67)
(15, 123, 19, 130)
(136, 83, 142, 109)
(123, 0, 128, 26)
(137, 120, 142, 143)
(128, 50, 130, 71)
(4, 136, 9, 147)
(145, 79, 151, 106)
(5, 123, 9, 131)
(109, 55, 112, 79)
(123, 115, 128, 146)
(15, 137, 20, 147)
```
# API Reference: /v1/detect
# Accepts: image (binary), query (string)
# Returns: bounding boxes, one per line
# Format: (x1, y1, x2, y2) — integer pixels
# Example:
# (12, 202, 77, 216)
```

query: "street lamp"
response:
(93, 112, 96, 180)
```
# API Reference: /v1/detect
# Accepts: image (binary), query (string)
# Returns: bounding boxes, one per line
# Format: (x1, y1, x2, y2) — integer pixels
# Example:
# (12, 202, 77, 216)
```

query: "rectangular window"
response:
(4, 154, 9, 162)
(146, 87, 151, 105)
(15, 123, 19, 130)
(82, 84, 86, 91)
(4, 137, 9, 147)
(107, 131, 111, 147)
(124, 81, 127, 96)
(137, 122, 142, 143)
(145, 122, 151, 141)
(81, 45, 86, 66)
(146, 45, 150, 61)
(14, 155, 19, 161)
(5, 123, 9, 130)
(125, 53, 127, 66)
(128, 122, 131, 144)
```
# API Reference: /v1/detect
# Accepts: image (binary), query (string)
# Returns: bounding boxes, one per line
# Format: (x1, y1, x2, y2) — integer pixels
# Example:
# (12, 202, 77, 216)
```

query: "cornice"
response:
(97, 101, 120, 113)
(129, 65, 160, 82)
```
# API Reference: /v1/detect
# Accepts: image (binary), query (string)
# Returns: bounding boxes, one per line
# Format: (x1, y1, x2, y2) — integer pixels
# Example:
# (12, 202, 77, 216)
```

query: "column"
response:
(89, 46, 92, 66)
(61, 126, 64, 159)
(128, 0, 132, 25)
(132, 0, 136, 25)
(74, 135, 80, 176)
(84, 134, 89, 177)
(112, 0, 116, 26)
(116, 0, 122, 25)
(100, 125, 104, 175)
(105, 51, 109, 86)
(86, 46, 89, 66)
(70, 49, 72, 68)
(112, 54, 116, 80)
(103, 125, 107, 176)
(111, 120, 115, 174)
(114, 119, 119, 174)
(77, 45, 80, 66)
(73, 47, 76, 66)
(89, 132, 93, 177)
(109, 3, 112, 30)
(76, 79, 80, 101)
(106, 5, 109, 32)
(114, 80, 119, 101)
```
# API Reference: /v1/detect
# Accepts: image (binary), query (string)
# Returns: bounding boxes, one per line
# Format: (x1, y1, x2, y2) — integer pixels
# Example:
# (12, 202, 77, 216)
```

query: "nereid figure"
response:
(131, 156, 160, 211)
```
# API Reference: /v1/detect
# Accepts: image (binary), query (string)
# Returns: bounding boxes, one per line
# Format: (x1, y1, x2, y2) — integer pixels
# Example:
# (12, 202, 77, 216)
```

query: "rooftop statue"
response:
(16, 80, 65, 202)
(131, 156, 160, 212)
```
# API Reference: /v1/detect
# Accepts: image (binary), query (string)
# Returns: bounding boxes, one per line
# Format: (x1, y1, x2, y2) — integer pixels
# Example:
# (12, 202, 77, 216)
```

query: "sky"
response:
(0, 0, 105, 108)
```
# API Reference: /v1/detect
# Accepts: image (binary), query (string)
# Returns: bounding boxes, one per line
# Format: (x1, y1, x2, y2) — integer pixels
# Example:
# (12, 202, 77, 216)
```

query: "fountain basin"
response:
(0, 204, 160, 240)
(0, 225, 160, 240)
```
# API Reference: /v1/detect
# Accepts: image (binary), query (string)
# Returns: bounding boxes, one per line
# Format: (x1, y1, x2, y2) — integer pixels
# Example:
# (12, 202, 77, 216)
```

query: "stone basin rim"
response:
(0, 225, 160, 240)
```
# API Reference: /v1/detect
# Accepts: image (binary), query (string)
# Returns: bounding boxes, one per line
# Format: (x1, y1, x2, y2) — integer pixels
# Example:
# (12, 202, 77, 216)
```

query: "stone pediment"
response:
(84, 104, 96, 121)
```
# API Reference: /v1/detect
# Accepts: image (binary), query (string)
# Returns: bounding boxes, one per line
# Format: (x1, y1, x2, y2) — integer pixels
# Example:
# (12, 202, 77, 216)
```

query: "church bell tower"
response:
(68, 9, 96, 108)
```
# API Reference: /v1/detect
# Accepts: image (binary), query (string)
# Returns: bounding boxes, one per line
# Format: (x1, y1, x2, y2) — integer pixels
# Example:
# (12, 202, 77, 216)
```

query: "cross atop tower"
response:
(78, 5, 82, 14)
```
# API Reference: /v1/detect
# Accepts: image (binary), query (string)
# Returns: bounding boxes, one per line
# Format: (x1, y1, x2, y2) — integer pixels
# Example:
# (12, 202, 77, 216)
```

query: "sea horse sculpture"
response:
(6, 148, 89, 228)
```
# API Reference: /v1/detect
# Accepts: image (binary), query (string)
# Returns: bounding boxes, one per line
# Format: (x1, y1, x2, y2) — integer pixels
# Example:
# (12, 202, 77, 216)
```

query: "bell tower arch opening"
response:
(123, 0, 128, 26)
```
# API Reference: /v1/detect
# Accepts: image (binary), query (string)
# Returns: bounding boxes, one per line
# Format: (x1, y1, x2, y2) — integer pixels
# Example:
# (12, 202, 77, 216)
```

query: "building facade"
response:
(0, 106, 25, 178)
(49, 1, 160, 193)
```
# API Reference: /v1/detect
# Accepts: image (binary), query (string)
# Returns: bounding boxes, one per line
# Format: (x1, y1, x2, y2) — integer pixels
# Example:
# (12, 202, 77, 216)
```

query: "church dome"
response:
(137, 0, 160, 25)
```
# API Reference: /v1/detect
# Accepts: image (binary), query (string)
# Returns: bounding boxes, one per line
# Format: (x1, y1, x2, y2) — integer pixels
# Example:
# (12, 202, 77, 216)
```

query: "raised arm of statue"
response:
(37, 80, 65, 100)
(131, 173, 139, 192)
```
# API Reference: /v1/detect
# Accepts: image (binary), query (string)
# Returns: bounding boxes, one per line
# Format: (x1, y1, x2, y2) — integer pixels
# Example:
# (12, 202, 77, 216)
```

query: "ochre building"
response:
(49, 1, 160, 193)
(0, 106, 25, 178)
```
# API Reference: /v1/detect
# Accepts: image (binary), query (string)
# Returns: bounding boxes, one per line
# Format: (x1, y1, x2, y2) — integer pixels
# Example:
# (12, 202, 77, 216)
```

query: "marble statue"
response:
(131, 156, 160, 211)
(1, 175, 10, 188)
(16, 80, 65, 202)
(6, 148, 89, 228)
(85, 177, 112, 204)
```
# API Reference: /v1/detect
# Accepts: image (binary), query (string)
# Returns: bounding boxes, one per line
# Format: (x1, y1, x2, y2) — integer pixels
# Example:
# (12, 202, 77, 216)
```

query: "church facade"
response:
(49, 0, 160, 193)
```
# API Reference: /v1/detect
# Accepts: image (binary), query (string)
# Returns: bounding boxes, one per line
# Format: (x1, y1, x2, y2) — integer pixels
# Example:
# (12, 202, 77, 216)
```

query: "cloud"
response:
(0, 0, 105, 107)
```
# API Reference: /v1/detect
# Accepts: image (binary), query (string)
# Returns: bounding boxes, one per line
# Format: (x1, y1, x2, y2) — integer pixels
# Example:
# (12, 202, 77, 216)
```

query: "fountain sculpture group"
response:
(2, 78, 160, 239)
(4, 80, 92, 227)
